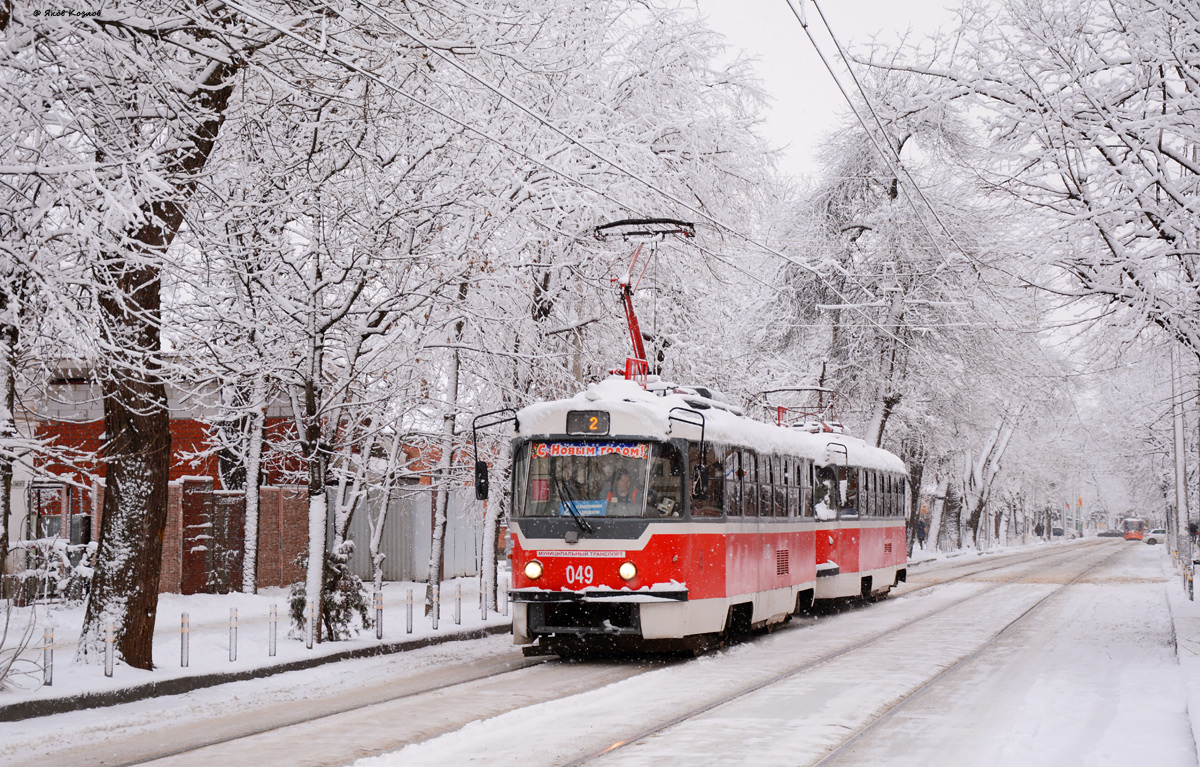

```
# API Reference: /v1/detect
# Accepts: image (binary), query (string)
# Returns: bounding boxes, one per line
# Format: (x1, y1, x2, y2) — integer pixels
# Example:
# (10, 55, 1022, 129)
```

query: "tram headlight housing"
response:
(619, 561, 637, 581)
(524, 560, 544, 581)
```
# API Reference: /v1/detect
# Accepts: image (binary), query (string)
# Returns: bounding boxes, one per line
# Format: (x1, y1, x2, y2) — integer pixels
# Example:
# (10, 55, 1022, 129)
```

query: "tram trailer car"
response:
(503, 377, 909, 655)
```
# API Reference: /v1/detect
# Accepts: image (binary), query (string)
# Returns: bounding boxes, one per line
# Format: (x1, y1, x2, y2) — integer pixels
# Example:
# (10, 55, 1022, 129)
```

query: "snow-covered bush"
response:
(10, 539, 95, 604)
(288, 541, 372, 642)
(0, 598, 38, 691)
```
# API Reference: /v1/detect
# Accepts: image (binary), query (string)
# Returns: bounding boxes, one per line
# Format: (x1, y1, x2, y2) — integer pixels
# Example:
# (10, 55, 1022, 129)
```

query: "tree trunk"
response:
(75, 26, 239, 669)
(426, 280, 469, 615)
(1172, 347, 1189, 558)
(904, 459, 924, 556)
(0, 311, 15, 576)
(481, 459, 510, 610)
(303, 373, 327, 644)
(426, 347, 460, 616)
(926, 475, 949, 552)
(370, 432, 405, 594)
(241, 372, 266, 593)
(80, 253, 172, 670)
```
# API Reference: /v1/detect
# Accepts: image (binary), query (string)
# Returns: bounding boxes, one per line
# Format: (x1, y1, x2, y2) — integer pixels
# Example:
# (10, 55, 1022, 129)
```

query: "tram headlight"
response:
(618, 561, 637, 581)
(523, 560, 544, 581)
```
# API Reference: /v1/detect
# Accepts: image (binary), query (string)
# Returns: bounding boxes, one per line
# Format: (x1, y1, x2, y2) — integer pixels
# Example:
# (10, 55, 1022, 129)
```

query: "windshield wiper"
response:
(555, 477, 595, 534)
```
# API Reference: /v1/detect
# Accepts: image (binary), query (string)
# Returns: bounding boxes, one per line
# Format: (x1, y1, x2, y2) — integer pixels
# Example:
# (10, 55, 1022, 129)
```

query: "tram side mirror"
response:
(474, 460, 490, 501)
(691, 464, 709, 499)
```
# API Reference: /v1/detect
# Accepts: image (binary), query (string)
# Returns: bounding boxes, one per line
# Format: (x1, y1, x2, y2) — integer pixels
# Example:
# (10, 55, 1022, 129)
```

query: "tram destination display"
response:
(566, 410, 610, 435)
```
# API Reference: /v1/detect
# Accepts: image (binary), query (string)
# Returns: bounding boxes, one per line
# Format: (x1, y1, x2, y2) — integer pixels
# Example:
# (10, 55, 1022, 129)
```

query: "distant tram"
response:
(1123, 518, 1146, 541)
(474, 219, 909, 655)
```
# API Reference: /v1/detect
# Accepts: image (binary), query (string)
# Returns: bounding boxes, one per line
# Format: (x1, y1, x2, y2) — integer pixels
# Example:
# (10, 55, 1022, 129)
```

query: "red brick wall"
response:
(255, 486, 308, 589)
(35, 418, 222, 486)
(88, 482, 307, 594)
(159, 483, 183, 593)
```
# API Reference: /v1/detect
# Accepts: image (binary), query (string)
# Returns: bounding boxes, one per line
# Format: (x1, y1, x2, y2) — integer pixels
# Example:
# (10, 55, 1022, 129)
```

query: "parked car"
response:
(1145, 528, 1168, 545)
(1097, 529, 1124, 538)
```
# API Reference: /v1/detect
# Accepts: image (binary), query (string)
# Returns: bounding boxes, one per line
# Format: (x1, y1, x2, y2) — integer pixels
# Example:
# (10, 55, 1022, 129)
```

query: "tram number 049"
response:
(565, 565, 594, 585)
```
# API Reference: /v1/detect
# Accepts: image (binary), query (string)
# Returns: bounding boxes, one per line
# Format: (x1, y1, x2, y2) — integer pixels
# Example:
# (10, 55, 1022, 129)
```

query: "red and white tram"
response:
(476, 218, 909, 655)
(1122, 518, 1146, 541)
(491, 377, 908, 655)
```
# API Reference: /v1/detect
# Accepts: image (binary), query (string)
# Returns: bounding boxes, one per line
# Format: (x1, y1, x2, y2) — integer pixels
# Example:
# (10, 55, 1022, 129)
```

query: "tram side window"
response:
(648, 443, 684, 517)
(761, 455, 775, 518)
(839, 465, 858, 518)
(743, 450, 759, 517)
(800, 460, 813, 517)
(874, 471, 884, 517)
(888, 474, 897, 517)
(724, 448, 743, 517)
(879, 472, 888, 517)
(814, 465, 840, 520)
(861, 470, 871, 517)
(511, 447, 529, 517)
(688, 442, 724, 518)
(768, 455, 781, 518)
(782, 457, 796, 517)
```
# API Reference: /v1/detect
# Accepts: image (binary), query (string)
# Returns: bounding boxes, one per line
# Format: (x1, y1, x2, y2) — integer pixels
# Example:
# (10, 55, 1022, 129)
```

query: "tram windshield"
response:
(515, 440, 683, 519)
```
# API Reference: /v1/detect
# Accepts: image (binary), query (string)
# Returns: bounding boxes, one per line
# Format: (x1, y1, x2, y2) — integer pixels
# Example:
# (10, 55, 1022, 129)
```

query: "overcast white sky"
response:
(692, 0, 960, 179)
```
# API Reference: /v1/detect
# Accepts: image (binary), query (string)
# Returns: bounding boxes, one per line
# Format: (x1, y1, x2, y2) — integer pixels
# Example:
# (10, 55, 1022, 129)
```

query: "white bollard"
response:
(432, 589, 439, 631)
(374, 591, 383, 640)
(406, 588, 413, 634)
(229, 608, 238, 662)
(454, 583, 461, 625)
(306, 603, 315, 649)
(269, 604, 277, 657)
(43, 628, 53, 686)
(501, 577, 509, 617)
(104, 621, 114, 678)
(181, 612, 189, 667)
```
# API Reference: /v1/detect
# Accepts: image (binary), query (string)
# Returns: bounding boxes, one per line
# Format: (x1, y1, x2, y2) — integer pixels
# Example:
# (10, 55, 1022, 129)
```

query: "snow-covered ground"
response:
(0, 575, 510, 704)
(4, 539, 1198, 767)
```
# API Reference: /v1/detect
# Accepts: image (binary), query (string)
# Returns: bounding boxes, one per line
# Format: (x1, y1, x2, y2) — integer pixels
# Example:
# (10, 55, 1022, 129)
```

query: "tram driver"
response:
(606, 467, 641, 516)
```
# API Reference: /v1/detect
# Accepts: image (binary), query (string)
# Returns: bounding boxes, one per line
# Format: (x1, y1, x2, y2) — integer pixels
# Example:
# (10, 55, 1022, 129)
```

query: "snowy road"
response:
(4, 539, 1190, 767)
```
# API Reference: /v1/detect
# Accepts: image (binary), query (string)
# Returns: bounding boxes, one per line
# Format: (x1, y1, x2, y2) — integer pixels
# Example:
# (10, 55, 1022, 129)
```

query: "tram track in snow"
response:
(17, 542, 1111, 767)
(94, 652, 677, 767)
(114, 542, 1105, 767)
(20, 651, 571, 767)
(807, 541, 1127, 767)
(560, 539, 1123, 767)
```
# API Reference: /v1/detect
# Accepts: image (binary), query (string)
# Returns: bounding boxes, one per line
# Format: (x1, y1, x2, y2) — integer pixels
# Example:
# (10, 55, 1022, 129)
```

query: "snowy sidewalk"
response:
(1166, 549, 1200, 762)
(0, 577, 513, 722)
